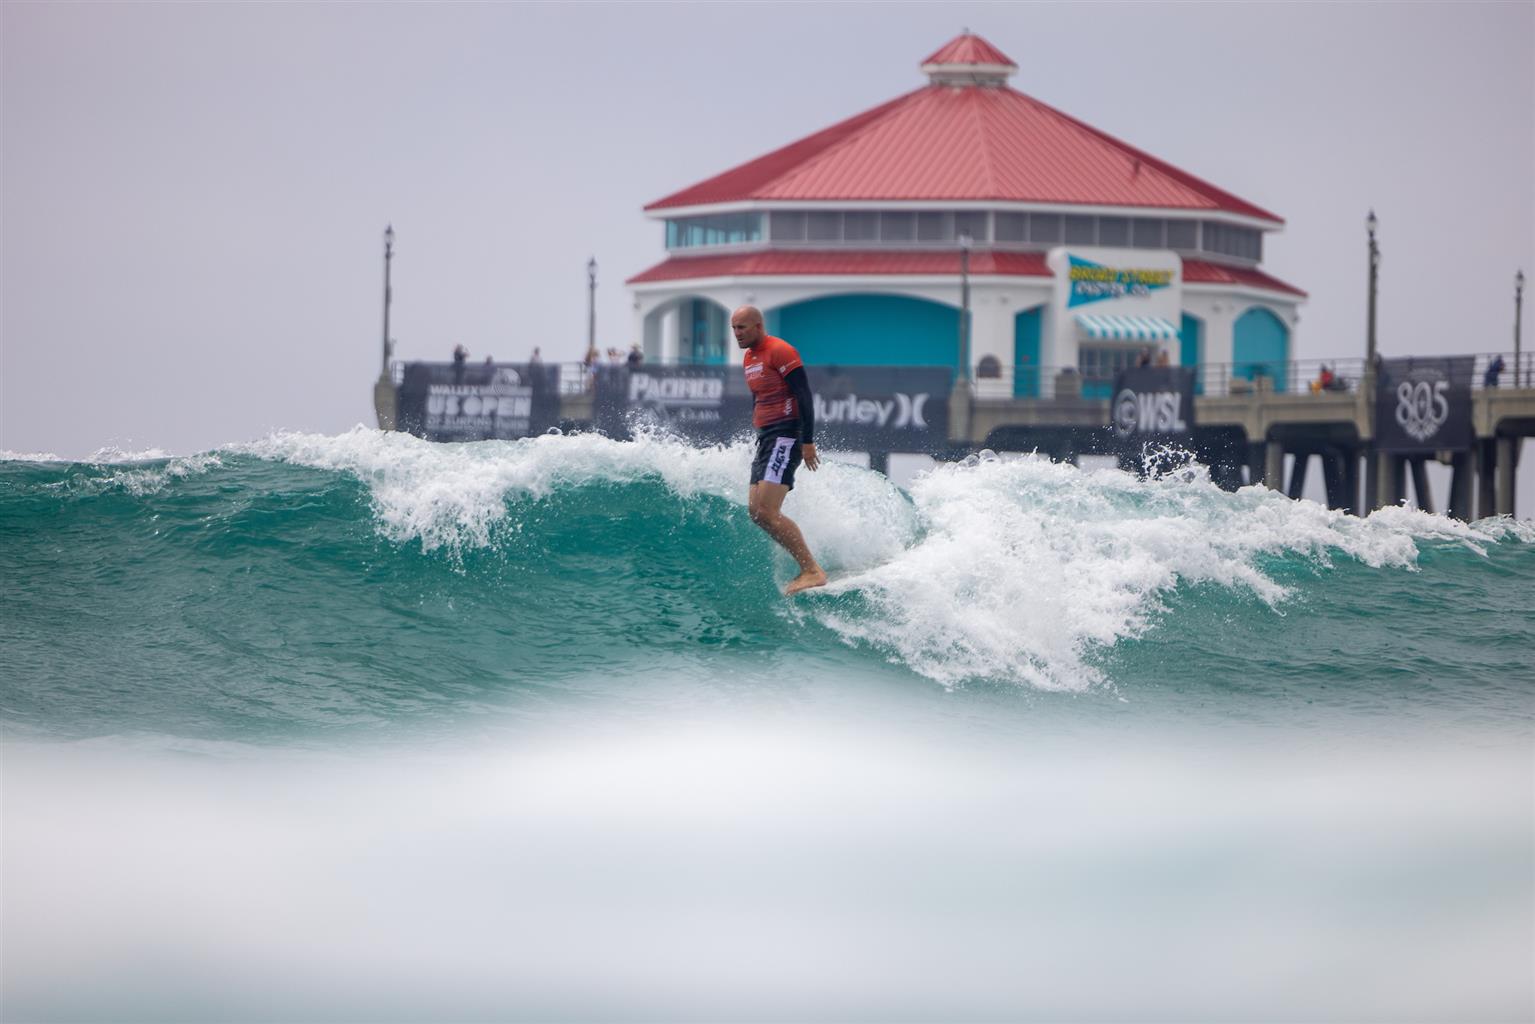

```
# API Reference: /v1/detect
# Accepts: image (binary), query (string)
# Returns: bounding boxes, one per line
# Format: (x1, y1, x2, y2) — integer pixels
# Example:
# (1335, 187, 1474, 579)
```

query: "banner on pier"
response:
(396, 362, 561, 442)
(593, 364, 953, 453)
(1109, 366, 1196, 440)
(1375, 357, 1474, 453)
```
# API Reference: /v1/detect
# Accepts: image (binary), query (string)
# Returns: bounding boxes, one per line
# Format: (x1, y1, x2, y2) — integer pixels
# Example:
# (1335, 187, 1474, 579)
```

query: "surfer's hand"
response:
(802, 443, 819, 471)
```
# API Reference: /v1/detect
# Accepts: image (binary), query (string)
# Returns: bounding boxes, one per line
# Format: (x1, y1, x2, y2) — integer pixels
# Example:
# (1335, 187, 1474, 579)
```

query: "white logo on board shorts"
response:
(765, 436, 795, 484)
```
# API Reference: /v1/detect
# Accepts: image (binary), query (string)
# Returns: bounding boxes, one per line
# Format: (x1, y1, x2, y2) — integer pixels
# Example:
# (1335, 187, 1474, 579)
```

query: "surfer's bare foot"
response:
(784, 569, 828, 596)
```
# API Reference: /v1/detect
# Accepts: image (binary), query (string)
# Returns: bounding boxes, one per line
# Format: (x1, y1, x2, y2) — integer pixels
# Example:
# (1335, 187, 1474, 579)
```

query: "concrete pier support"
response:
(1370, 452, 1404, 510)
(1495, 437, 1518, 516)
(868, 451, 890, 475)
(1409, 457, 1434, 514)
(1447, 451, 1475, 521)
(1286, 451, 1309, 500)
(1477, 440, 1498, 519)
(1321, 447, 1351, 512)
(373, 375, 398, 431)
(1264, 440, 1284, 490)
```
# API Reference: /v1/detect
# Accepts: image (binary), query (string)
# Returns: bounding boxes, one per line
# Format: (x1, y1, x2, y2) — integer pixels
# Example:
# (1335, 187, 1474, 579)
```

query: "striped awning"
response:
(1075, 313, 1180, 341)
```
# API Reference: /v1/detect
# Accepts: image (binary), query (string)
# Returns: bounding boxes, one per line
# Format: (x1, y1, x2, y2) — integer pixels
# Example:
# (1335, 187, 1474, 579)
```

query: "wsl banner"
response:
(1375, 356, 1474, 453)
(593, 365, 952, 452)
(396, 363, 560, 442)
(1110, 366, 1196, 441)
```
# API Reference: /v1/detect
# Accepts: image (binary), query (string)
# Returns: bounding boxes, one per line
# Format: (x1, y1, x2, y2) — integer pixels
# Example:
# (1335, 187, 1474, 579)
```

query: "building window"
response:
(1099, 217, 1130, 247)
(1201, 221, 1262, 261)
(770, 211, 806, 242)
(667, 213, 765, 249)
(1064, 215, 1095, 244)
(1131, 218, 1164, 248)
(880, 211, 916, 242)
(807, 211, 841, 242)
(995, 212, 1027, 242)
(1166, 220, 1196, 250)
(916, 211, 954, 242)
(844, 211, 878, 242)
(955, 211, 988, 243)
(1029, 213, 1063, 243)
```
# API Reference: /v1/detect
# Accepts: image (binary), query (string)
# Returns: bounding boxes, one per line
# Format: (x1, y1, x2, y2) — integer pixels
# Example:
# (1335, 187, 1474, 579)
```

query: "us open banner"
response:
(1375, 356, 1474, 453)
(593, 364, 952, 452)
(396, 362, 560, 442)
(1109, 366, 1196, 440)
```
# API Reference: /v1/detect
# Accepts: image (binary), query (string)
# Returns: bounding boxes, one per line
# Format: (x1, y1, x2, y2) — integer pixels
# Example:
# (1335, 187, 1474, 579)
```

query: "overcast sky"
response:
(2, 0, 1532, 458)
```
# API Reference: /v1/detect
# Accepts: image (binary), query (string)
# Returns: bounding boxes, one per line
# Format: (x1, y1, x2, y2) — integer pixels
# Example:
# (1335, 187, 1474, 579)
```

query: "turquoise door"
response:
(768, 294, 959, 367)
(1180, 313, 1204, 395)
(1014, 307, 1043, 397)
(1233, 307, 1289, 392)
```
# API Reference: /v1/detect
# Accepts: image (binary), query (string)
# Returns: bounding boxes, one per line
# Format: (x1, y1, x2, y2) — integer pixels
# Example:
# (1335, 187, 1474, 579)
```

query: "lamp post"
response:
(1516, 269, 1525, 388)
(381, 224, 394, 376)
(1366, 210, 1379, 368)
(587, 257, 597, 356)
(958, 231, 973, 381)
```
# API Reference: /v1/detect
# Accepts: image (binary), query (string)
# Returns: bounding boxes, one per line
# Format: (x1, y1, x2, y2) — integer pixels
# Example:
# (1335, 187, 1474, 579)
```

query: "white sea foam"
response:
(240, 428, 1528, 690)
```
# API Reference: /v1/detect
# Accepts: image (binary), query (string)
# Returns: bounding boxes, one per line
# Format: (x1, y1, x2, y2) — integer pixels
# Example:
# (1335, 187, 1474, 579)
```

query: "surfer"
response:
(732, 305, 827, 596)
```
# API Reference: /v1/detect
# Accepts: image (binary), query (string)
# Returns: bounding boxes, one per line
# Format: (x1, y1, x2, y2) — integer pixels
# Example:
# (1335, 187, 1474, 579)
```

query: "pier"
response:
(376, 352, 1533, 519)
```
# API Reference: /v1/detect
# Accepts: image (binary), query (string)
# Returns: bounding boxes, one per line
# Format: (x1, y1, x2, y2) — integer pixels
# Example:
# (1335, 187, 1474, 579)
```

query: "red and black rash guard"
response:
(743, 335, 815, 443)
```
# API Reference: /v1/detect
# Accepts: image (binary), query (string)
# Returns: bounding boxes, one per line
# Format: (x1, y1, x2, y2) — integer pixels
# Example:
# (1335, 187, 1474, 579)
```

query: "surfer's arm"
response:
(784, 367, 818, 470)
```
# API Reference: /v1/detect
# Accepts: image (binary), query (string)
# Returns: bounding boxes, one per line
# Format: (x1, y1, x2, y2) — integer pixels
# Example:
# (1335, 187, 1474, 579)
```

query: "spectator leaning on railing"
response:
(1484, 355, 1505, 388)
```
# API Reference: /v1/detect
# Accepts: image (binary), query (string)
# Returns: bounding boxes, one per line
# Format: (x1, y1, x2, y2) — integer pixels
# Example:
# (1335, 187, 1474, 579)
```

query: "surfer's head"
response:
(731, 306, 766, 349)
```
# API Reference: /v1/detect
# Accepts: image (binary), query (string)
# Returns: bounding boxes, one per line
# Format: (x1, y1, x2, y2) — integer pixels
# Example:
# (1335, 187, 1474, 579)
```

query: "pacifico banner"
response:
(1109, 366, 1196, 439)
(593, 364, 952, 452)
(593, 364, 752, 444)
(1375, 356, 1475, 453)
(396, 362, 561, 442)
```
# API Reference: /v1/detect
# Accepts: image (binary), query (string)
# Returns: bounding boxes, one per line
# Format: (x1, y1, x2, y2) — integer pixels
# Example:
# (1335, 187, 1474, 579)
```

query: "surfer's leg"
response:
(749, 482, 827, 594)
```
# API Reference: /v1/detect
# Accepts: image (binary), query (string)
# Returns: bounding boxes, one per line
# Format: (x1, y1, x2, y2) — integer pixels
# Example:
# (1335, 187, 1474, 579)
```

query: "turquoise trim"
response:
(1233, 307, 1289, 393)
(1180, 313, 1204, 395)
(686, 299, 730, 365)
(769, 293, 959, 368)
(1013, 306, 1043, 397)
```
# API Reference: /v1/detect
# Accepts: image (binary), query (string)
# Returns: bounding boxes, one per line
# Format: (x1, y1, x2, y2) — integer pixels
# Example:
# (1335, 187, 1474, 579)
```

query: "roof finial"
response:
(921, 32, 1017, 88)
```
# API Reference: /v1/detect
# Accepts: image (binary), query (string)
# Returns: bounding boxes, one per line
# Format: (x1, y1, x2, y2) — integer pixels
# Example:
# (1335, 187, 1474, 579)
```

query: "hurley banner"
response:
(396, 362, 560, 442)
(807, 366, 952, 453)
(1375, 356, 1475, 453)
(1109, 366, 1196, 440)
(592, 364, 953, 452)
(592, 364, 751, 444)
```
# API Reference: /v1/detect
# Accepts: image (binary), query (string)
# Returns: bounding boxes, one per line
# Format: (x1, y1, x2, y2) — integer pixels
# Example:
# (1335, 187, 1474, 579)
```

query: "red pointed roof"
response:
(645, 35, 1280, 224)
(920, 33, 1017, 71)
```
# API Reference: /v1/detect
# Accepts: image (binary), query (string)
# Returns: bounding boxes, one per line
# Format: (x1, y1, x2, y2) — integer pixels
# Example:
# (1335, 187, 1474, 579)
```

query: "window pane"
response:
(955, 211, 988, 242)
(666, 221, 679, 248)
(1064, 215, 1095, 244)
(771, 212, 806, 241)
(1099, 217, 1129, 246)
(1132, 218, 1163, 248)
(807, 211, 841, 241)
(995, 212, 1027, 242)
(880, 211, 915, 242)
(1029, 213, 1063, 243)
(916, 211, 952, 242)
(686, 220, 706, 247)
(844, 211, 877, 241)
(1166, 220, 1196, 249)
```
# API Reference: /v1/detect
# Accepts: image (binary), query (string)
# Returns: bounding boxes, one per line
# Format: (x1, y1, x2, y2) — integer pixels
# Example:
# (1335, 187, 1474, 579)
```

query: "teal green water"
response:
(4, 433, 1532, 744)
(4, 432, 1533, 1022)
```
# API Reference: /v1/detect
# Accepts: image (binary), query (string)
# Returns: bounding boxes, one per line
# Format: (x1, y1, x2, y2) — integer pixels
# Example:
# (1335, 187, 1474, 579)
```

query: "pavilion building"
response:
(627, 33, 1305, 397)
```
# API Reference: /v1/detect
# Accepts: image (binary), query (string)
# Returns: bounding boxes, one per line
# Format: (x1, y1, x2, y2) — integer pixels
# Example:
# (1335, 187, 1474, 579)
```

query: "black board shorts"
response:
(750, 423, 803, 489)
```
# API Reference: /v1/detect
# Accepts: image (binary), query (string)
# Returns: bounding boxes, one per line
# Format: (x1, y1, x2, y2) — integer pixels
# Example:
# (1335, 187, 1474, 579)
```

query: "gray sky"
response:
(3, 0, 1532, 458)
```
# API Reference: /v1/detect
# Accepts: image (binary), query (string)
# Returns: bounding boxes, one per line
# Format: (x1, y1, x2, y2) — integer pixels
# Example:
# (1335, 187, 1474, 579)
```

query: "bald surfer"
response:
(732, 305, 827, 596)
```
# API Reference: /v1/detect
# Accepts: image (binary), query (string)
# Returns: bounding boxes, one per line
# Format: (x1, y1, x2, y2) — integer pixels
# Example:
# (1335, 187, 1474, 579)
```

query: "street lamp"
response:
(1366, 210, 1379, 368)
(381, 224, 395, 376)
(1516, 268, 1525, 388)
(587, 257, 598, 356)
(958, 231, 973, 381)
